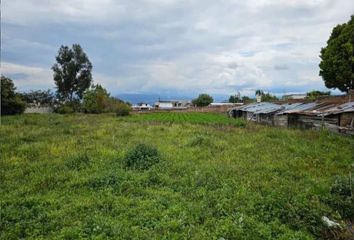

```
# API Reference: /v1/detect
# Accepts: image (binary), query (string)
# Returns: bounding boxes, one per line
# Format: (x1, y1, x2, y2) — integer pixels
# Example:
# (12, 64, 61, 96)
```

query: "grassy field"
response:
(1, 113, 353, 239)
(121, 112, 246, 127)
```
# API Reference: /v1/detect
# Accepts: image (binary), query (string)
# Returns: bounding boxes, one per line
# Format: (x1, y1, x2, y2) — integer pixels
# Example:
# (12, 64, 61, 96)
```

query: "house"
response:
(154, 100, 191, 109)
(132, 103, 153, 111)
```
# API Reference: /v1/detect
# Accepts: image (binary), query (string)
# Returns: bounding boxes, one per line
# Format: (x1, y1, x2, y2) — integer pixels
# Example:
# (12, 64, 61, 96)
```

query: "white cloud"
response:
(1, 62, 54, 90)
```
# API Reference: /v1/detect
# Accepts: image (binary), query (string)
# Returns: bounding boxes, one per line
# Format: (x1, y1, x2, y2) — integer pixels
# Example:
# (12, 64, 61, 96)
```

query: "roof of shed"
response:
(320, 101, 354, 116)
(235, 102, 282, 114)
(229, 101, 354, 116)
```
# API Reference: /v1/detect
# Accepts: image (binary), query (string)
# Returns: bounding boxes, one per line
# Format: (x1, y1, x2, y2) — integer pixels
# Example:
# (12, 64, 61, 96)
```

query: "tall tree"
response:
(52, 44, 92, 102)
(319, 15, 354, 93)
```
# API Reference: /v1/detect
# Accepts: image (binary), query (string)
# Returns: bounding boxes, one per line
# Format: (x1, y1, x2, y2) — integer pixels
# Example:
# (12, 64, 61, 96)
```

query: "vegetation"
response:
(192, 93, 214, 107)
(115, 102, 131, 116)
(1, 75, 26, 115)
(319, 15, 354, 93)
(1, 113, 353, 239)
(228, 93, 241, 103)
(306, 90, 331, 101)
(242, 96, 254, 104)
(122, 112, 246, 127)
(52, 44, 92, 102)
(82, 84, 131, 115)
(255, 90, 278, 102)
(20, 89, 56, 106)
(123, 144, 160, 170)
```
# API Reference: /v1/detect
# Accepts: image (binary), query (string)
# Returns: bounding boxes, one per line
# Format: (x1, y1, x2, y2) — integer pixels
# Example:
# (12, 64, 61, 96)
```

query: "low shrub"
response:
(327, 174, 353, 219)
(115, 103, 131, 116)
(188, 135, 212, 147)
(65, 152, 90, 170)
(123, 144, 160, 170)
(55, 105, 75, 114)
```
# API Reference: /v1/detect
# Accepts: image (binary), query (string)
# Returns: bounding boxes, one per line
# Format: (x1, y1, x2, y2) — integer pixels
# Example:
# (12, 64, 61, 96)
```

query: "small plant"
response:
(65, 152, 90, 170)
(188, 135, 211, 147)
(123, 144, 160, 170)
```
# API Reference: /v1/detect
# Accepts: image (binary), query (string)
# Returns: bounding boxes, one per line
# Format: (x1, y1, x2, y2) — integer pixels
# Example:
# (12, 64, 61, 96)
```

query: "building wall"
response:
(158, 102, 173, 109)
(274, 115, 288, 127)
(339, 112, 354, 127)
(288, 114, 338, 130)
(25, 107, 53, 114)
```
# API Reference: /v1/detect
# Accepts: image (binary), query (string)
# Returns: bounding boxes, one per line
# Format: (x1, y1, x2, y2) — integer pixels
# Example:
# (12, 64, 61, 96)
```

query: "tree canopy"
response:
(20, 90, 55, 106)
(192, 93, 213, 107)
(319, 15, 354, 93)
(1, 75, 26, 115)
(306, 90, 330, 100)
(52, 44, 92, 102)
(254, 90, 278, 102)
(82, 84, 131, 114)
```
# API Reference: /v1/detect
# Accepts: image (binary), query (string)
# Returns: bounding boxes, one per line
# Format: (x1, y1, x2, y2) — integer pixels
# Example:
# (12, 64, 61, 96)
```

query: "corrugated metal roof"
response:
(237, 102, 282, 114)
(321, 101, 354, 116)
(281, 102, 318, 114)
(229, 101, 354, 116)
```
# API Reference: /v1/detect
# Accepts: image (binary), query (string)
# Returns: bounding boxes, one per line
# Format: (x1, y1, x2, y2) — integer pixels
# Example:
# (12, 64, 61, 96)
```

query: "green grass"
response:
(120, 112, 246, 127)
(0, 113, 353, 239)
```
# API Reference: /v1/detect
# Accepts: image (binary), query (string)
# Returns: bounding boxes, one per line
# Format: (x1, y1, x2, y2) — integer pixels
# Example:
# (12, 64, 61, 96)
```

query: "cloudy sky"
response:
(2, 0, 354, 98)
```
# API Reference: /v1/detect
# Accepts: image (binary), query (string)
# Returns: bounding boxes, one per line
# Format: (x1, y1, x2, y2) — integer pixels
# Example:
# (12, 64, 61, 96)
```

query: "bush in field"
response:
(82, 84, 110, 113)
(82, 84, 131, 114)
(54, 103, 76, 114)
(115, 102, 131, 116)
(1, 75, 26, 115)
(192, 93, 213, 107)
(123, 144, 160, 170)
(327, 174, 353, 219)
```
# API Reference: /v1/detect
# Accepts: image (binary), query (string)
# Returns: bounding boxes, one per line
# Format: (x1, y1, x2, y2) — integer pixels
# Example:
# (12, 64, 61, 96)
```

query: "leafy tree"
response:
(20, 90, 56, 106)
(1, 75, 26, 115)
(306, 90, 330, 100)
(254, 89, 277, 102)
(255, 89, 264, 96)
(82, 84, 110, 113)
(319, 15, 354, 92)
(261, 93, 278, 102)
(192, 93, 213, 107)
(242, 96, 254, 103)
(82, 84, 131, 115)
(229, 93, 241, 103)
(52, 44, 92, 102)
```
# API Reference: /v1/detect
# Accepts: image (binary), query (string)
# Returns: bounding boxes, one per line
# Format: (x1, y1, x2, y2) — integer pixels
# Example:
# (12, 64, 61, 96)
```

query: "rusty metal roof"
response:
(321, 101, 354, 116)
(230, 101, 354, 116)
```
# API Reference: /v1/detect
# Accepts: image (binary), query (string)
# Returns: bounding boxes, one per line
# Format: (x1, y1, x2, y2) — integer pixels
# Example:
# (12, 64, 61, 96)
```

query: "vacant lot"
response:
(1, 113, 353, 239)
(123, 112, 245, 127)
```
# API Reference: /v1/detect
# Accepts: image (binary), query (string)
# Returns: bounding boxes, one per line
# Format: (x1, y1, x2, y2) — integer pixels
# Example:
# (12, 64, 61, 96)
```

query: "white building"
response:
(132, 103, 153, 111)
(283, 94, 307, 100)
(154, 100, 191, 109)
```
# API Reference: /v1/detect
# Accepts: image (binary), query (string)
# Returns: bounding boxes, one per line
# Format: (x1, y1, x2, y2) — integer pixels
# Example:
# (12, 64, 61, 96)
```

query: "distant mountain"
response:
(116, 93, 230, 105)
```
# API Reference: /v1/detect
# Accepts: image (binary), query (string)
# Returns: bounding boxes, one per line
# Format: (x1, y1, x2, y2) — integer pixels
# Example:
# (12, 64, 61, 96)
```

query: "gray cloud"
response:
(2, 0, 354, 96)
(274, 64, 289, 70)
